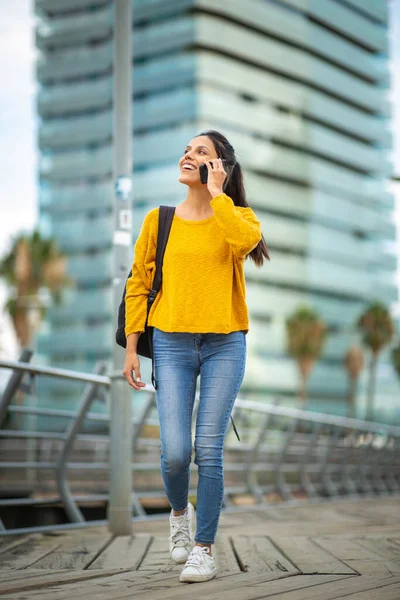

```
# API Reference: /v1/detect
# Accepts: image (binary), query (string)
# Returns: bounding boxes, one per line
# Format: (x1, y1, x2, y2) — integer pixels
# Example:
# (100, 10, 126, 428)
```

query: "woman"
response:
(122, 130, 269, 583)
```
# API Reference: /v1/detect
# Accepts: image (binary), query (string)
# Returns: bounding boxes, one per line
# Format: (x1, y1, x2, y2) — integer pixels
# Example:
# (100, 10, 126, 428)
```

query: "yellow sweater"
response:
(125, 193, 262, 337)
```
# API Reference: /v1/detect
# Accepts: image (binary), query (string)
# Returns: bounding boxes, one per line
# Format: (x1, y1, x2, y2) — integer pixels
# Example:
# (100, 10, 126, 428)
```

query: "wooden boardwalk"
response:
(0, 497, 399, 599)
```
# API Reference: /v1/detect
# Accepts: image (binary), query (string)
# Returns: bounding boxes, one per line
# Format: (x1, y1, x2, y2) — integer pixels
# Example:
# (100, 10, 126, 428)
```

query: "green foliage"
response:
(356, 301, 395, 356)
(0, 230, 67, 293)
(356, 300, 395, 422)
(285, 305, 328, 405)
(0, 229, 70, 346)
(392, 343, 400, 379)
(285, 305, 328, 361)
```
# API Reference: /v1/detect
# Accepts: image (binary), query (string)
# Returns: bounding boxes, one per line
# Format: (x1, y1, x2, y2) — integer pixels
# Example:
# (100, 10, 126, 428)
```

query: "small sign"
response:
(119, 209, 132, 230)
(115, 175, 132, 201)
(113, 230, 131, 246)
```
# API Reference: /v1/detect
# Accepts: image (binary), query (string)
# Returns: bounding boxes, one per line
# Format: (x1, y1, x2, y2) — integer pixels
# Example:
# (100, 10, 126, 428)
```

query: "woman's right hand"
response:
(122, 351, 146, 391)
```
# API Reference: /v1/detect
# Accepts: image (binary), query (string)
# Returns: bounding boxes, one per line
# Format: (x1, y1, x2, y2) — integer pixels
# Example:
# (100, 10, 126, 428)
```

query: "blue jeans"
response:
(152, 327, 247, 544)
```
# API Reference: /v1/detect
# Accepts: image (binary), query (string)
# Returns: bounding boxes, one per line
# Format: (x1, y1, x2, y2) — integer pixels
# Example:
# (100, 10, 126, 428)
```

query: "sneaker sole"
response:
(174, 556, 190, 564)
(179, 567, 218, 583)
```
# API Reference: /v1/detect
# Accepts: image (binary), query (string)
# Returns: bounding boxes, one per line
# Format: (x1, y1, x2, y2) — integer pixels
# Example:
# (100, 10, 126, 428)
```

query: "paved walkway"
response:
(0, 497, 399, 598)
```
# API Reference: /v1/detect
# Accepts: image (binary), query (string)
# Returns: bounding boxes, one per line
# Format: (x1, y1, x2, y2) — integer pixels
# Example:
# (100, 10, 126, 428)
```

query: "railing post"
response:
(299, 421, 322, 501)
(0, 349, 33, 428)
(25, 372, 38, 489)
(108, 0, 134, 536)
(338, 429, 360, 498)
(131, 391, 155, 517)
(133, 393, 156, 454)
(245, 412, 271, 504)
(318, 425, 342, 498)
(274, 415, 299, 502)
(357, 432, 375, 495)
(56, 362, 107, 523)
(386, 437, 400, 493)
(378, 435, 395, 494)
(370, 432, 390, 495)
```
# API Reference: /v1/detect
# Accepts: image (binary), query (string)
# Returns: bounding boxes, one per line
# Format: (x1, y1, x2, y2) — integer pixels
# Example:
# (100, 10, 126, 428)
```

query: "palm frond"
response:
(357, 301, 395, 355)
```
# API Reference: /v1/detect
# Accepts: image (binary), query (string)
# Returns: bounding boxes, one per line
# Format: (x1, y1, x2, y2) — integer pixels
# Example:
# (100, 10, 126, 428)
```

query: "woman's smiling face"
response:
(178, 135, 219, 186)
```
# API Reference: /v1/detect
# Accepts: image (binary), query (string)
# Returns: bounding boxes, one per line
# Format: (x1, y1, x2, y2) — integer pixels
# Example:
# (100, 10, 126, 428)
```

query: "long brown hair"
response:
(197, 130, 270, 266)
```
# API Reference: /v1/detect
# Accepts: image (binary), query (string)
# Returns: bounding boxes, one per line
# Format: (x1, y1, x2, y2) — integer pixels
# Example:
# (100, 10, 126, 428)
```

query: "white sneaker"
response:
(179, 545, 218, 583)
(169, 502, 195, 563)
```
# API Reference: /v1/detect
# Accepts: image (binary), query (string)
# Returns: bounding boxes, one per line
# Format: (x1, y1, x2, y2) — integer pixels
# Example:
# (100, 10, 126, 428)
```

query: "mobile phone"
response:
(199, 159, 228, 184)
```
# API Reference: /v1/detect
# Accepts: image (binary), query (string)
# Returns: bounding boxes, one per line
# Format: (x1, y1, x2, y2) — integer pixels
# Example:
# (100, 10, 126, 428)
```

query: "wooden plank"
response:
(1, 572, 370, 600)
(239, 524, 400, 540)
(0, 536, 61, 570)
(208, 513, 400, 539)
(27, 555, 232, 600)
(31, 533, 112, 570)
(0, 536, 27, 555)
(313, 535, 400, 575)
(331, 503, 400, 525)
(131, 508, 400, 538)
(330, 529, 400, 540)
(217, 513, 275, 533)
(155, 575, 356, 600)
(339, 580, 400, 600)
(0, 571, 15, 587)
(271, 536, 356, 574)
(88, 534, 151, 570)
(107, 573, 350, 600)
(18, 568, 247, 600)
(0, 571, 300, 600)
(0, 570, 179, 599)
(0, 568, 136, 597)
(268, 505, 365, 524)
(0, 571, 245, 600)
(214, 535, 241, 572)
(353, 536, 400, 566)
(137, 536, 181, 572)
(230, 535, 299, 575)
(0, 537, 236, 598)
(248, 575, 400, 600)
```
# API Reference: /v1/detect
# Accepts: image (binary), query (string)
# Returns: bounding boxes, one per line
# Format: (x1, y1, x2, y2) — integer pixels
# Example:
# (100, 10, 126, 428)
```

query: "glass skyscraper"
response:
(35, 0, 398, 422)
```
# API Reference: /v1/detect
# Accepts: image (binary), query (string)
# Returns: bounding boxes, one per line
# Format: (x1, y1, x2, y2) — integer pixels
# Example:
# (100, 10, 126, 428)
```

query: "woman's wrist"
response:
(126, 332, 140, 353)
(208, 187, 224, 200)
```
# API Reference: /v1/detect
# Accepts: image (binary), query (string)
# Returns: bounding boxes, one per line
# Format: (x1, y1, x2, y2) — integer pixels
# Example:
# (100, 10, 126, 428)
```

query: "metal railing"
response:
(0, 354, 399, 535)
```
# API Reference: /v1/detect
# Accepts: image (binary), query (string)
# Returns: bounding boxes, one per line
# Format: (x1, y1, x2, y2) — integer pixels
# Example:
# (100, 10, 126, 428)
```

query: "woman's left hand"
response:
(205, 158, 226, 198)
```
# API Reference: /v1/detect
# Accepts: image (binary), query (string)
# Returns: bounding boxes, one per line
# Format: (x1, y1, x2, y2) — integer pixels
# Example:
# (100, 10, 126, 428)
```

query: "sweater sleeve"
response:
(210, 193, 262, 258)
(124, 208, 158, 337)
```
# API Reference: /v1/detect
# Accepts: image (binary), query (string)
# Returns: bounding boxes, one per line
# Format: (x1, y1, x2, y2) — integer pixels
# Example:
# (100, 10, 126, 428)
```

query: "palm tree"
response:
(392, 342, 400, 382)
(344, 345, 365, 418)
(0, 230, 70, 348)
(357, 301, 395, 421)
(285, 306, 328, 408)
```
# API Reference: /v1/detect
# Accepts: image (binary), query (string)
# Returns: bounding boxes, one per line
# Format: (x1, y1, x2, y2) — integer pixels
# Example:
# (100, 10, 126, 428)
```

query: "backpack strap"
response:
(147, 206, 175, 390)
(148, 205, 175, 304)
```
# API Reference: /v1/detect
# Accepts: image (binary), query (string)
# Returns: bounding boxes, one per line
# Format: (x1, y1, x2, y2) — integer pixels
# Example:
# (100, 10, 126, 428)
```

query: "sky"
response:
(0, 0, 37, 358)
(0, 0, 400, 358)
(390, 1, 400, 168)
(0, 1, 37, 258)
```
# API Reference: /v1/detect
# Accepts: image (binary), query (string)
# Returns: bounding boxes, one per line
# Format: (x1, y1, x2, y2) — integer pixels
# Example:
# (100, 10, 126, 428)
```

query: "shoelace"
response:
(185, 545, 211, 567)
(169, 516, 192, 547)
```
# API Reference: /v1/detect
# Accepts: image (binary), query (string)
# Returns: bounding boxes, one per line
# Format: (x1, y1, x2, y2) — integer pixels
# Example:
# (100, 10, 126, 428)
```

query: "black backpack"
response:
(115, 206, 176, 388)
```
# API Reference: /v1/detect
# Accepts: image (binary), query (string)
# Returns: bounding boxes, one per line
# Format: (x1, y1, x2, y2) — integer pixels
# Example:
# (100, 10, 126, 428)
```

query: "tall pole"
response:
(108, 0, 133, 536)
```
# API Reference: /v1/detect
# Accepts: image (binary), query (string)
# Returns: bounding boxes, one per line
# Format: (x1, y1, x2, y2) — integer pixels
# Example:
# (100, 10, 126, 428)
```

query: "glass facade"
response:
(35, 0, 398, 422)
